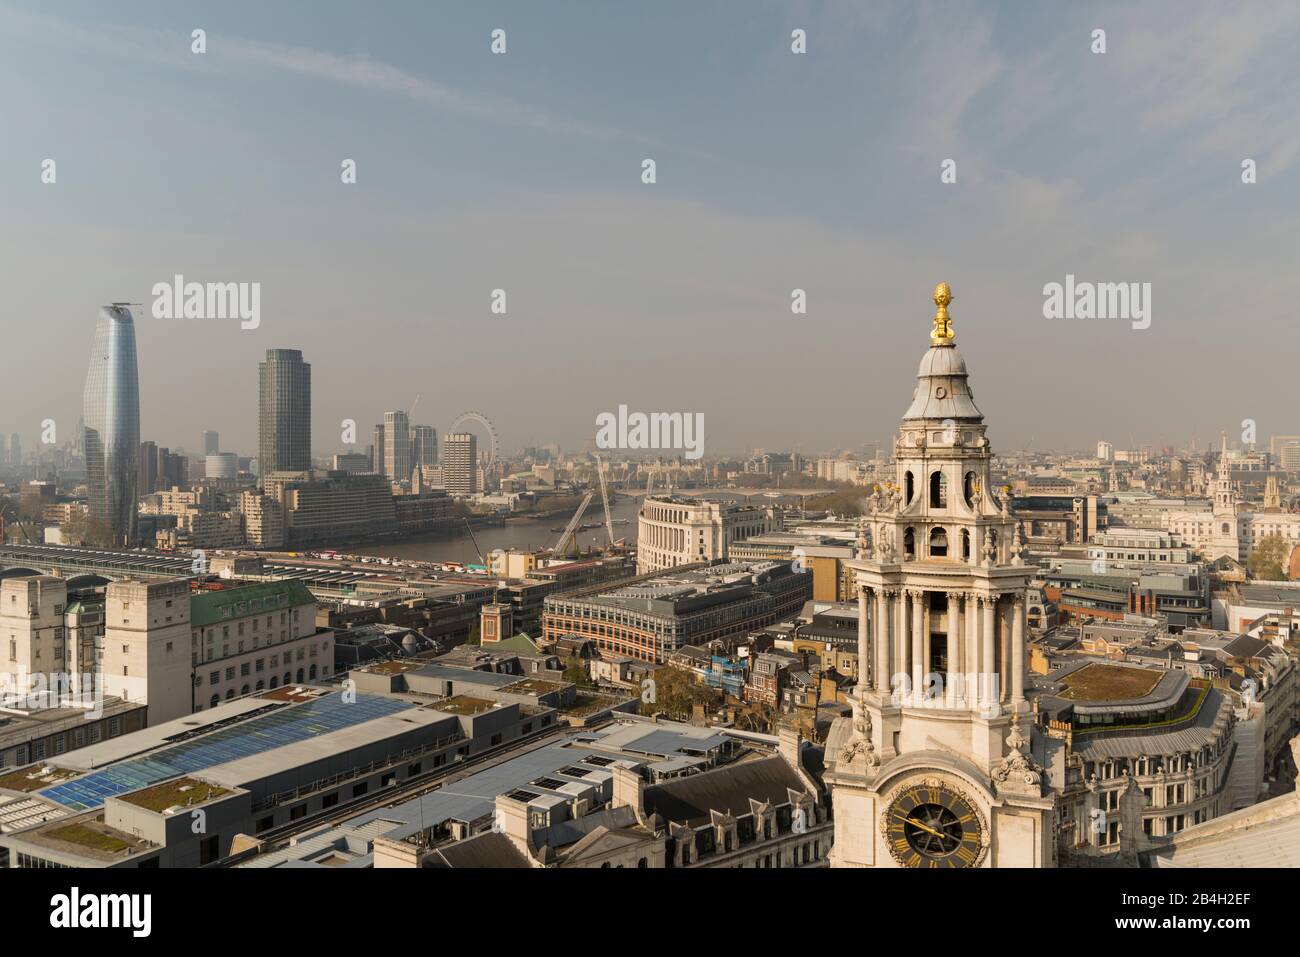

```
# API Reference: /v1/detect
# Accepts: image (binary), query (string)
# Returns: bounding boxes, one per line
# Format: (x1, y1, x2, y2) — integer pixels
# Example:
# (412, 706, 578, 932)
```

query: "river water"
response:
(352, 488, 822, 565)
(355, 496, 644, 564)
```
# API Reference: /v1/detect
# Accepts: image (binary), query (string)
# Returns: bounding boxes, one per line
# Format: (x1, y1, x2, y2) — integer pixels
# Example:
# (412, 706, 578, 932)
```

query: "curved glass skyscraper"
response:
(83, 305, 141, 546)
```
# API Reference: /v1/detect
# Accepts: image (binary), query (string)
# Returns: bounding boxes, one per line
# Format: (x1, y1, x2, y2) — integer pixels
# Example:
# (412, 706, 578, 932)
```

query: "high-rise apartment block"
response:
(443, 432, 478, 495)
(258, 349, 311, 476)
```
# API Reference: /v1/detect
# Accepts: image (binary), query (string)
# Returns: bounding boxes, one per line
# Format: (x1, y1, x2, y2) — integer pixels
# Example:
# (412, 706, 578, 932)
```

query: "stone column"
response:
(966, 591, 980, 698)
(857, 584, 870, 692)
(875, 588, 891, 694)
(981, 595, 996, 708)
(999, 597, 1013, 703)
(922, 598, 932, 695)
(1012, 594, 1026, 706)
(895, 588, 909, 694)
(911, 589, 925, 703)
(946, 591, 963, 707)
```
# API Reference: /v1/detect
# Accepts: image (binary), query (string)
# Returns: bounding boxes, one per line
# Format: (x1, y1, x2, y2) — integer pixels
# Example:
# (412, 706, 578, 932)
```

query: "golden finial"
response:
(931, 282, 955, 346)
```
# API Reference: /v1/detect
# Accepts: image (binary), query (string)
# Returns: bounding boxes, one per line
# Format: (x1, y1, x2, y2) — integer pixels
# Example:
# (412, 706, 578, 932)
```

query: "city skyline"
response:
(2, 1, 1298, 457)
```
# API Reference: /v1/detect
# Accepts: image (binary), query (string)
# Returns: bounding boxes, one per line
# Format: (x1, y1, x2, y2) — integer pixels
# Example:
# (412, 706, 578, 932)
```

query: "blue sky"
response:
(1, 1, 1298, 459)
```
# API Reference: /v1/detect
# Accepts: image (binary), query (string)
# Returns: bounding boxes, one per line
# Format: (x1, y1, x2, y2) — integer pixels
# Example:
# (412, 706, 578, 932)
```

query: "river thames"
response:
(351, 488, 827, 565)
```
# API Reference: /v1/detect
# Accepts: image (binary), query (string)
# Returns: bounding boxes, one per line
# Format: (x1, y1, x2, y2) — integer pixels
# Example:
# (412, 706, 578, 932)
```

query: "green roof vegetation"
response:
(46, 821, 132, 854)
(117, 778, 231, 812)
(435, 696, 496, 716)
(503, 677, 566, 695)
(190, 579, 315, 629)
(0, 765, 82, 793)
(1057, 663, 1162, 702)
(563, 692, 620, 716)
(365, 659, 423, 675)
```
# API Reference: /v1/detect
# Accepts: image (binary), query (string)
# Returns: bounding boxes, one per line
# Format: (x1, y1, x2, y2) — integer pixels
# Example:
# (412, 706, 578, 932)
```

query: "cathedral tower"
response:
(826, 284, 1055, 868)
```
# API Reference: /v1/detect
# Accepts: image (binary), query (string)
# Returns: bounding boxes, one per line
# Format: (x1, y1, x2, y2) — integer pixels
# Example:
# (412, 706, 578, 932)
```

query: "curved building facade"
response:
(83, 305, 141, 546)
(258, 349, 312, 476)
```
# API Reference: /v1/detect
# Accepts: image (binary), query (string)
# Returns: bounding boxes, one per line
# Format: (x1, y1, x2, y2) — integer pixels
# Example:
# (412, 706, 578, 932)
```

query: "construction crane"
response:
(594, 454, 615, 546)
(462, 517, 487, 567)
(552, 491, 595, 555)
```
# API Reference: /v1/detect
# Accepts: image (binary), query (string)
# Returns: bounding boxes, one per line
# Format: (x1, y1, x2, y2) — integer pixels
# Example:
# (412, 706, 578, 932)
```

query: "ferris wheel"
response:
(448, 411, 500, 466)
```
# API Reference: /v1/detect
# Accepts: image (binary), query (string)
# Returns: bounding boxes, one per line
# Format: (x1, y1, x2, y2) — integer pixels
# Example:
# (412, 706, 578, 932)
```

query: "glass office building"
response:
(83, 305, 141, 546)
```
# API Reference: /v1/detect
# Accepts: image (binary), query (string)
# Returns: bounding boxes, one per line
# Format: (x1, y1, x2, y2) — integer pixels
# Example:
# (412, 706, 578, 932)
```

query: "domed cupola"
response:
(901, 283, 984, 423)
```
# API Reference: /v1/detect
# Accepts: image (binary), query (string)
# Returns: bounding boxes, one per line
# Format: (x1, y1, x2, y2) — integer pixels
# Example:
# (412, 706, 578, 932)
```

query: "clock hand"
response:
(898, 814, 948, 841)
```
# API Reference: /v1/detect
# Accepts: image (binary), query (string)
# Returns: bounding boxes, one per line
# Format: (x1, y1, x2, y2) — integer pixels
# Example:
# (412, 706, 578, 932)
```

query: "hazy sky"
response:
(1, 1, 1298, 461)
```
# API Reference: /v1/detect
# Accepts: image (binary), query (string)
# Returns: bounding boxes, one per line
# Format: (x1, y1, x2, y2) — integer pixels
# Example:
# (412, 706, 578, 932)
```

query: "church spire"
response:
(931, 282, 955, 346)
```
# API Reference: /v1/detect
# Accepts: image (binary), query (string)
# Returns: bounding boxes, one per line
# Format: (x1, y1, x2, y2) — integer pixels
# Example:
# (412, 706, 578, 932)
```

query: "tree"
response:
(644, 665, 716, 721)
(59, 511, 114, 548)
(563, 656, 594, 689)
(1249, 534, 1290, 581)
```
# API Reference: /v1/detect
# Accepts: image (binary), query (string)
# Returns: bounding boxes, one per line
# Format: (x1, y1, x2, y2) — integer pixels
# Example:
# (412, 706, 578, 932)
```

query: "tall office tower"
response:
(137, 440, 159, 495)
(83, 305, 141, 546)
(203, 430, 220, 455)
(257, 349, 311, 476)
(410, 424, 437, 469)
(444, 432, 478, 495)
(372, 424, 385, 475)
(8, 432, 20, 467)
(382, 410, 411, 483)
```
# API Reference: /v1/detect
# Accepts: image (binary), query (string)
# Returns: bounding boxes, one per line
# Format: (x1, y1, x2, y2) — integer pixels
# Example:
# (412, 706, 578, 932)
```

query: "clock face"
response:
(884, 781, 984, 868)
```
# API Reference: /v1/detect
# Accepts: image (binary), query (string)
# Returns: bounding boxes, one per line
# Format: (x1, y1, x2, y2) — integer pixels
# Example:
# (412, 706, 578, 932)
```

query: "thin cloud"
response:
(0, 4, 648, 144)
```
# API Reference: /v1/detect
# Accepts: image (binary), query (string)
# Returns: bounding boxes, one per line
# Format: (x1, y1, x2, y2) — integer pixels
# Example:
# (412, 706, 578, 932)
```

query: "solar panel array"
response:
(39, 693, 412, 811)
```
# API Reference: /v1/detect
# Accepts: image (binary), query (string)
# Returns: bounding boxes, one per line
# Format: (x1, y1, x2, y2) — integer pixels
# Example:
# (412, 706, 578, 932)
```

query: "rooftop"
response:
(116, 777, 232, 813)
(0, 764, 83, 794)
(434, 696, 497, 716)
(1056, 664, 1163, 702)
(189, 579, 316, 628)
(27, 813, 157, 861)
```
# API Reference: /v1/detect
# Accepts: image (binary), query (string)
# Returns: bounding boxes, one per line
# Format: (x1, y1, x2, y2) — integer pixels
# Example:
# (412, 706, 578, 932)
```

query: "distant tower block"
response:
(480, 602, 514, 644)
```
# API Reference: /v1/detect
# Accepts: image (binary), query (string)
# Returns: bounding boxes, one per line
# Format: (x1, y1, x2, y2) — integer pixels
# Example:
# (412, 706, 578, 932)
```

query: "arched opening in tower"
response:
(929, 526, 948, 558)
(930, 471, 948, 508)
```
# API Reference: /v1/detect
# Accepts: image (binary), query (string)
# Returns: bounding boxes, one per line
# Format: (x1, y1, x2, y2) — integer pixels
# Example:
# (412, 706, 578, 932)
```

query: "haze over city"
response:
(3, 0, 1299, 457)
(4, 2, 1300, 925)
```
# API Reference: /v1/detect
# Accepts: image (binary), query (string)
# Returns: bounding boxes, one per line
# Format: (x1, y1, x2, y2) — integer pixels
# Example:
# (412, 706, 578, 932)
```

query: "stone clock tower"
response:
(825, 284, 1056, 868)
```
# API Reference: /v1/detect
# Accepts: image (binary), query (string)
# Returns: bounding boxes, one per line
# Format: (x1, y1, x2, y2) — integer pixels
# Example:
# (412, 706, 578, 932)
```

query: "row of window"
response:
(199, 664, 326, 709)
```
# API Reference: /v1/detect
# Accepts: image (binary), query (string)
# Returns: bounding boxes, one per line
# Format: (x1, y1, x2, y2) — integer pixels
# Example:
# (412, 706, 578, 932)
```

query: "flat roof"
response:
(0, 696, 145, 750)
(38, 693, 417, 812)
(117, 777, 232, 813)
(1056, 664, 1163, 702)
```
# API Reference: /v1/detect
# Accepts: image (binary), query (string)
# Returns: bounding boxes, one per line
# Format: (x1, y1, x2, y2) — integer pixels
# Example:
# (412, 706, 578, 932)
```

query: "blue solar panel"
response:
(40, 693, 412, 811)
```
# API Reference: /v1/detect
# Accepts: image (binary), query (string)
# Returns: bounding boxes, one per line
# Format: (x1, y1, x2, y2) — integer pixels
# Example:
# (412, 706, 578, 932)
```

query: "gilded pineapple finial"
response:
(931, 282, 955, 346)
